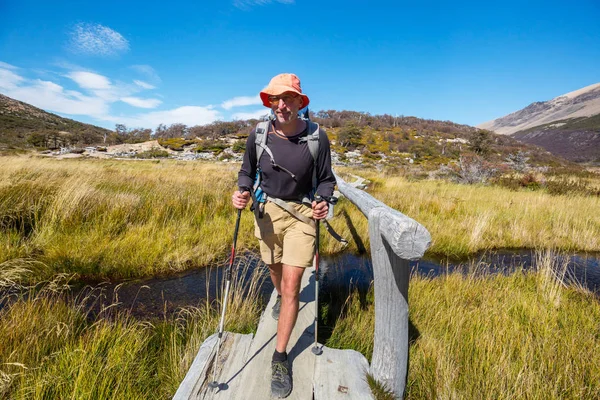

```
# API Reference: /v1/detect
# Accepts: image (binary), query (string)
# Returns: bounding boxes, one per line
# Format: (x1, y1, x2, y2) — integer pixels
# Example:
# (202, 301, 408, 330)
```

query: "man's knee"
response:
(280, 264, 303, 298)
(269, 262, 282, 275)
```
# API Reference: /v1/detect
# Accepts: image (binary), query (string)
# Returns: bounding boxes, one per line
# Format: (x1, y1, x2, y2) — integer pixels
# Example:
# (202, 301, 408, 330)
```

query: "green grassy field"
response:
(328, 251, 600, 399)
(1, 155, 599, 399)
(2, 156, 599, 282)
(0, 156, 258, 280)
(0, 257, 264, 399)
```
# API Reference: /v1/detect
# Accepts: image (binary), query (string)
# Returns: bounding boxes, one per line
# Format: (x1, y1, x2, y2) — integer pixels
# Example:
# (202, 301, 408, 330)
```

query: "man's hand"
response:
(232, 190, 250, 209)
(312, 199, 328, 220)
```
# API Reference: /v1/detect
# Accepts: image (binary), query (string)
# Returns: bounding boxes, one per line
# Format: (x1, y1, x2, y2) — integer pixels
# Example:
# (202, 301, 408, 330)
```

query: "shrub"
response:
(195, 140, 228, 155)
(337, 122, 363, 150)
(134, 149, 170, 159)
(158, 138, 188, 151)
(546, 177, 600, 197)
(232, 139, 246, 153)
(441, 155, 498, 184)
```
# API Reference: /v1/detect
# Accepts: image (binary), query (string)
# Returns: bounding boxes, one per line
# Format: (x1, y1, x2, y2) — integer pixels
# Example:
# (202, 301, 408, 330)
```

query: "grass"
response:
(2, 157, 599, 281)
(2, 156, 600, 398)
(326, 251, 600, 399)
(0, 256, 265, 399)
(324, 168, 600, 258)
(0, 156, 260, 281)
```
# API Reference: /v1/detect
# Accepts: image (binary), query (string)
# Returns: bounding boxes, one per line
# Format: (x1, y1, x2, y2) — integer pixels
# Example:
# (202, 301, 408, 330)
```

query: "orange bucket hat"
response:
(259, 73, 310, 109)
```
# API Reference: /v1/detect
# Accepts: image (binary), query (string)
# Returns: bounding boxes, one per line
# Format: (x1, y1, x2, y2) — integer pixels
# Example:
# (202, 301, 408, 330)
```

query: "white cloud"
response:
(130, 65, 161, 83)
(0, 68, 25, 90)
(106, 106, 222, 128)
(1, 63, 222, 130)
(121, 96, 162, 109)
(221, 95, 262, 110)
(37, 80, 63, 93)
(231, 109, 270, 120)
(0, 61, 18, 70)
(67, 71, 112, 89)
(2, 78, 109, 117)
(134, 80, 155, 89)
(68, 23, 129, 56)
(234, 0, 294, 9)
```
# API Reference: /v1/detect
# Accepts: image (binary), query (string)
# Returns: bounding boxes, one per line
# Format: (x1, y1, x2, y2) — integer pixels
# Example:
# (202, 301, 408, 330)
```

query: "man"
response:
(232, 73, 336, 398)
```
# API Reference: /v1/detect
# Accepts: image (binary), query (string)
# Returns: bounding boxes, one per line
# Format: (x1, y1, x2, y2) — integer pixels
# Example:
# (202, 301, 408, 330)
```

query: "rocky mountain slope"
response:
(477, 83, 600, 164)
(478, 83, 600, 135)
(1, 92, 574, 170)
(0, 93, 112, 149)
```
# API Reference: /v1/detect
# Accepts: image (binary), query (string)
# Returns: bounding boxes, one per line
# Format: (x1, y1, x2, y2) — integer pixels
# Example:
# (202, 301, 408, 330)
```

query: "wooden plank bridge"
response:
(173, 266, 372, 399)
(174, 174, 431, 399)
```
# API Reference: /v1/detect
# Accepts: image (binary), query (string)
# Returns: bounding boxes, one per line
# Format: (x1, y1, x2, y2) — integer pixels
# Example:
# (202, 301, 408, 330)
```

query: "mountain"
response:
(0, 92, 572, 170)
(477, 83, 600, 163)
(0, 93, 112, 149)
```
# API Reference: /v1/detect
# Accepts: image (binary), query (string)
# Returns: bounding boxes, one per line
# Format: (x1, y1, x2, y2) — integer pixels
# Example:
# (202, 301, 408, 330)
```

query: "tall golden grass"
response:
(0, 255, 265, 399)
(2, 157, 599, 281)
(324, 169, 600, 258)
(2, 156, 600, 399)
(1, 156, 259, 280)
(327, 251, 600, 399)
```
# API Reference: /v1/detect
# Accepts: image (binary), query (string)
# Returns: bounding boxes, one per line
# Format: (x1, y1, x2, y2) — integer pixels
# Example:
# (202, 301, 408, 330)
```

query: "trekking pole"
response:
(209, 198, 244, 389)
(311, 195, 324, 356)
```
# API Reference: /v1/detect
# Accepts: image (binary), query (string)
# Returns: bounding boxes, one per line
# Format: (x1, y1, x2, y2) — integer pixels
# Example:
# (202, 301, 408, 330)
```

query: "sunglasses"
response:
(267, 94, 299, 106)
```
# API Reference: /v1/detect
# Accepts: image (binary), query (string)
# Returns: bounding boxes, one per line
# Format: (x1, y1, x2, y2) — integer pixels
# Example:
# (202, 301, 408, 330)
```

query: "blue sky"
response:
(1, 0, 599, 130)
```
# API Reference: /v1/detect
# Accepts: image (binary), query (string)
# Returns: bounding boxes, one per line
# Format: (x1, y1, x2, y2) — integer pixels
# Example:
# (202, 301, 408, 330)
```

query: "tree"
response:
(506, 150, 530, 172)
(470, 130, 492, 155)
(27, 132, 48, 148)
(337, 122, 363, 150)
(114, 124, 129, 144)
(154, 124, 168, 138)
(164, 123, 188, 139)
(129, 128, 152, 142)
(442, 155, 498, 184)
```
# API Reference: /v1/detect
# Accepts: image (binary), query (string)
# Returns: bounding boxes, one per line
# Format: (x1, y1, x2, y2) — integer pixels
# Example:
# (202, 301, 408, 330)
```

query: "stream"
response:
(71, 249, 600, 320)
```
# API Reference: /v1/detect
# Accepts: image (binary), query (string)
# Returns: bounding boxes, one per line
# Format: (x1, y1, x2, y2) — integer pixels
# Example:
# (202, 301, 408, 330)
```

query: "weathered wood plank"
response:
(197, 332, 254, 399)
(173, 333, 218, 400)
(313, 347, 374, 400)
(232, 266, 317, 400)
(369, 208, 410, 399)
(334, 172, 431, 261)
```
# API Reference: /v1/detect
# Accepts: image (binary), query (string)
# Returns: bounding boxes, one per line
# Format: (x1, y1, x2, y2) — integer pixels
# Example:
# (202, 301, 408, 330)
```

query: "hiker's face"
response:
(269, 92, 302, 125)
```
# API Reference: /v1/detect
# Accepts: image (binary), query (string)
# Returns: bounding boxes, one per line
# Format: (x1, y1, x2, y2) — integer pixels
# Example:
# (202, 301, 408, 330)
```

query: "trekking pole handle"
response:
(320, 194, 338, 205)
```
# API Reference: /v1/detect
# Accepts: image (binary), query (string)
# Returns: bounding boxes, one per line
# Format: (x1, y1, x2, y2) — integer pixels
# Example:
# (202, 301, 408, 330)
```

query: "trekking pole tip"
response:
(311, 345, 323, 355)
(208, 380, 219, 389)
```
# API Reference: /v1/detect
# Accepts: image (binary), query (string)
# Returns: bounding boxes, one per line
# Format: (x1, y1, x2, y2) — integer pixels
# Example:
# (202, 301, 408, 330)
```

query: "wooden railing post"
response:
(368, 208, 410, 397)
(334, 173, 431, 399)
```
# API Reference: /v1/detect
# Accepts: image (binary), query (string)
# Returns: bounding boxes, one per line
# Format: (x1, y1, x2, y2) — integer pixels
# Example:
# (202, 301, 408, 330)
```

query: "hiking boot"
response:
(271, 359, 292, 398)
(272, 295, 281, 320)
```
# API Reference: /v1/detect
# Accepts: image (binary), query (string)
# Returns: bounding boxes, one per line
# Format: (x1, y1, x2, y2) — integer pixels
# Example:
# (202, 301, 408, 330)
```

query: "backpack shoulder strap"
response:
(306, 121, 320, 163)
(306, 121, 321, 191)
(254, 121, 270, 167)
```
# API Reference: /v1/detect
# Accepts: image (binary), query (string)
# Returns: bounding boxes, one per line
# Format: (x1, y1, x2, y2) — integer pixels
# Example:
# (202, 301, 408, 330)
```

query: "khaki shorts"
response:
(254, 200, 316, 268)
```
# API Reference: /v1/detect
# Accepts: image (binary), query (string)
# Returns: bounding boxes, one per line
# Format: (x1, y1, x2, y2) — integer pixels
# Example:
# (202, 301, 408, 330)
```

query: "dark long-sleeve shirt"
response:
(238, 124, 336, 200)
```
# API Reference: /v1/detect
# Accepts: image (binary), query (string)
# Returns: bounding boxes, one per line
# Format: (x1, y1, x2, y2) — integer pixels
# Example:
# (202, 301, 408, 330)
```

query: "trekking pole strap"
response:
(322, 220, 348, 246)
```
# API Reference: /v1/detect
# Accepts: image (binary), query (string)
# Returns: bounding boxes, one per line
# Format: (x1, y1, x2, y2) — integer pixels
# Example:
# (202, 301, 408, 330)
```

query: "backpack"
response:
(250, 117, 347, 245)
(254, 118, 321, 193)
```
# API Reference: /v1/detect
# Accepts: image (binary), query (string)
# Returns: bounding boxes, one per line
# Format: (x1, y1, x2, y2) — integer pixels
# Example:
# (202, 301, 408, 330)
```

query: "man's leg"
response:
(275, 263, 305, 352)
(270, 263, 305, 398)
(269, 262, 283, 319)
(269, 262, 283, 295)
